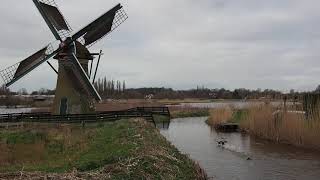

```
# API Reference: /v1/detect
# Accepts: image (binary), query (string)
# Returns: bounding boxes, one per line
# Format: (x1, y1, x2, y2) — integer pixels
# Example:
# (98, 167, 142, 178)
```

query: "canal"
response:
(160, 117, 320, 180)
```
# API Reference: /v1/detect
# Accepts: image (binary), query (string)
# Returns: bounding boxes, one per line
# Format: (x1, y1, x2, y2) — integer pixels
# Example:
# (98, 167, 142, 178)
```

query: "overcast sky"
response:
(0, 0, 320, 92)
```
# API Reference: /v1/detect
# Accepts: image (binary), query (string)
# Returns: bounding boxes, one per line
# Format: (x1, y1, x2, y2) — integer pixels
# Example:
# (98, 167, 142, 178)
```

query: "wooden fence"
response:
(0, 107, 171, 126)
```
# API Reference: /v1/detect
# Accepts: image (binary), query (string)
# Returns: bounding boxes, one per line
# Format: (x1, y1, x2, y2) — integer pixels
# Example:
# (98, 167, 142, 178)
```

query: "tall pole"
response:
(93, 50, 102, 84)
(89, 60, 94, 78)
(47, 61, 58, 74)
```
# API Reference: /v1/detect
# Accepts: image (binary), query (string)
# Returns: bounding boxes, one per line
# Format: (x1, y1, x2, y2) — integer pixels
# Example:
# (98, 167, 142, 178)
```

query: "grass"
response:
(170, 107, 209, 118)
(231, 110, 248, 123)
(0, 119, 207, 179)
(153, 115, 171, 122)
(208, 104, 320, 151)
(0, 131, 45, 144)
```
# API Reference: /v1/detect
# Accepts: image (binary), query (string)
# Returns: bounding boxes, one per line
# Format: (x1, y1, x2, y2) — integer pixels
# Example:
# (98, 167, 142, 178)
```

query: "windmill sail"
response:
(83, 12, 115, 46)
(72, 4, 128, 47)
(39, 2, 70, 31)
(68, 54, 101, 101)
(33, 0, 72, 41)
(0, 43, 59, 87)
(14, 47, 48, 79)
(0, 1, 128, 103)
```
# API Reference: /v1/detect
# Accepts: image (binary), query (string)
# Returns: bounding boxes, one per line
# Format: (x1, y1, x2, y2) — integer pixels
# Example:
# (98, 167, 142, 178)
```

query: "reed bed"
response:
(239, 105, 320, 150)
(208, 102, 320, 150)
(207, 108, 233, 126)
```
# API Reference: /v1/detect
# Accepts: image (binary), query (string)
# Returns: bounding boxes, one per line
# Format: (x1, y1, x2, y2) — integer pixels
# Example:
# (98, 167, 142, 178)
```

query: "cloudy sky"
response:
(0, 0, 320, 92)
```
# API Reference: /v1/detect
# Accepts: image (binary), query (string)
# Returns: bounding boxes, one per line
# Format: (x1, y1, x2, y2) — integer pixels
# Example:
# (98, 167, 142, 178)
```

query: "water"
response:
(0, 107, 34, 114)
(178, 101, 296, 109)
(160, 117, 320, 180)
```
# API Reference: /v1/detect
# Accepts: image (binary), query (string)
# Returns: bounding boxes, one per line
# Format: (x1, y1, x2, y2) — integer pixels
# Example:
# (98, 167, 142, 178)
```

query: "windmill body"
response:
(52, 42, 94, 114)
(0, 0, 128, 115)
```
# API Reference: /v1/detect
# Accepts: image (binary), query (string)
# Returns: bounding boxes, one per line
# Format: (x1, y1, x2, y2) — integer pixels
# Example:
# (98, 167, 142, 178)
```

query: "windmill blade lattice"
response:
(75, 4, 128, 47)
(0, 43, 57, 86)
(38, 0, 73, 40)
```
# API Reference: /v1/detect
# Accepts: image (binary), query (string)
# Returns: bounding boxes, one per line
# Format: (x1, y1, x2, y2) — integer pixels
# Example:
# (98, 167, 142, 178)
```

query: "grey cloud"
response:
(0, 0, 320, 92)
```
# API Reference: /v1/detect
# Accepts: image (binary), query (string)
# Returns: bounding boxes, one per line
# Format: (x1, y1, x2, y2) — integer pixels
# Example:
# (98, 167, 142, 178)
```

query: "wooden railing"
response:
(0, 106, 170, 126)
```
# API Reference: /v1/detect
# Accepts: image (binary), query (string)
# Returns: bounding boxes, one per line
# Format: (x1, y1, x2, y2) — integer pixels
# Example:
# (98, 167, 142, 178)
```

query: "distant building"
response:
(33, 96, 47, 102)
(145, 94, 154, 100)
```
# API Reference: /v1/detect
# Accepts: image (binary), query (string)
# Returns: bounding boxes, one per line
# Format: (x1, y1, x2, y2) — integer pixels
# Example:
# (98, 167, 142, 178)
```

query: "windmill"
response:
(0, 0, 128, 115)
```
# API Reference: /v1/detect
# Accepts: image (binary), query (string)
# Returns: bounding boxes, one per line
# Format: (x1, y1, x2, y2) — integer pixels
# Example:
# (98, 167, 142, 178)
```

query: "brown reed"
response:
(239, 104, 320, 150)
(207, 107, 233, 126)
(207, 102, 320, 150)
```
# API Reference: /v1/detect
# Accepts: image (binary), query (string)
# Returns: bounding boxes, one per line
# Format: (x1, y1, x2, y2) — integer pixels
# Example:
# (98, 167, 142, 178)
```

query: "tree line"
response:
(93, 77, 126, 98)
(1, 80, 319, 100)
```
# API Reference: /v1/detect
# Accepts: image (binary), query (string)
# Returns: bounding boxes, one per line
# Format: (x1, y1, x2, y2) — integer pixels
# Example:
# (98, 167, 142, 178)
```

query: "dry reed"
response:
(207, 101, 320, 150)
(240, 104, 320, 150)
(207, 107, 233, 126)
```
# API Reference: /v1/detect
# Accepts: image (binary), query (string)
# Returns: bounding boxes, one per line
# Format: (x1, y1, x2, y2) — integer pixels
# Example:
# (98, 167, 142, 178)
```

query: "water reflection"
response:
(178, 101, 296, 109)
(160, 117, 320, 180)
(155, 120, 170, 130)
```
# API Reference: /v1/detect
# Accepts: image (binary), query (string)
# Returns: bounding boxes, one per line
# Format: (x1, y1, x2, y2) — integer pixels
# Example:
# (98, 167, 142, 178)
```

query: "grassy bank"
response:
(206, 107, 246, 126)
(208, 105, 320, 151)
(170, 108, 209, 118)
(0, 119, 207, 179)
